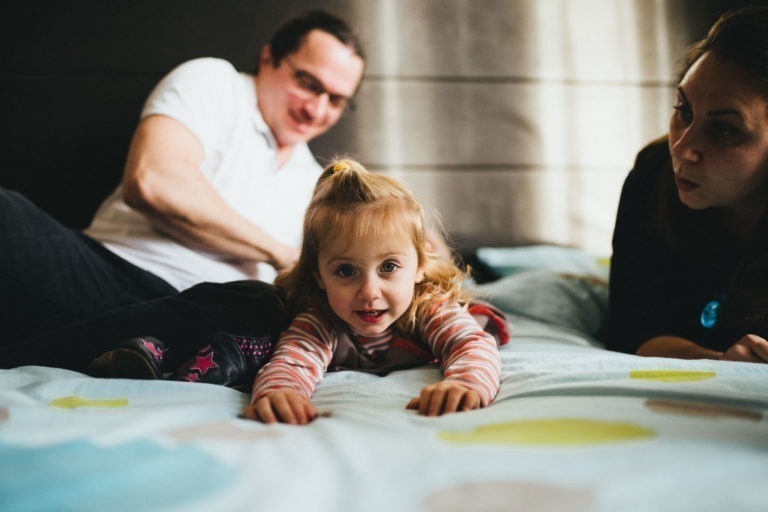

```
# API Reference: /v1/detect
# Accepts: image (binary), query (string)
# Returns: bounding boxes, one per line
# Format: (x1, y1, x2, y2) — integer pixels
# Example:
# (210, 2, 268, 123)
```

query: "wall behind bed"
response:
(1, 0, 763, 256)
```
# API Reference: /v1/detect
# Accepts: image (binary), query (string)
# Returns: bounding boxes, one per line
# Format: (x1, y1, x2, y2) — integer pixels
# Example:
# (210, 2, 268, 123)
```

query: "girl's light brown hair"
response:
(275, 159, 469, 335)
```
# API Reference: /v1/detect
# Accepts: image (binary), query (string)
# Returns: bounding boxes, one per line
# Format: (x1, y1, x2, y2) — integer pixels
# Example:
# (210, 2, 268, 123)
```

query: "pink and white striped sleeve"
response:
(250, 309, 336, 403)
(419, 302, 503, 406)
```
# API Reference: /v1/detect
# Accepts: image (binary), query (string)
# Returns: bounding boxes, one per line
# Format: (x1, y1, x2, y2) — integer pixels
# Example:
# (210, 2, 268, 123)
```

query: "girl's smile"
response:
(315, 234, 424, 337)
(357, 309, 386, 323)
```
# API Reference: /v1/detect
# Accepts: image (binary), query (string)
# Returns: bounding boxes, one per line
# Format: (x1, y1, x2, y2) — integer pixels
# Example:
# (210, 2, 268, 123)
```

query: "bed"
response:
(2, 246, 767, 512)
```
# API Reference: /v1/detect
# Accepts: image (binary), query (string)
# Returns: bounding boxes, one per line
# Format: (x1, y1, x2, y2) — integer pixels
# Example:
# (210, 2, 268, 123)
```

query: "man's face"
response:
(257, 29, 364, 149)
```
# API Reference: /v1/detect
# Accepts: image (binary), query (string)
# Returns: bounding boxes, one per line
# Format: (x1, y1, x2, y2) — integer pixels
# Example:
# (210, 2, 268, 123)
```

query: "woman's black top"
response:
(604, 139, 760, 354)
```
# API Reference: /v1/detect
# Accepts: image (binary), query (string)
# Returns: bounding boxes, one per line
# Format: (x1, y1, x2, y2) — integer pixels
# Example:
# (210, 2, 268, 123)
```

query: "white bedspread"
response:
(2, 313, 767, 512)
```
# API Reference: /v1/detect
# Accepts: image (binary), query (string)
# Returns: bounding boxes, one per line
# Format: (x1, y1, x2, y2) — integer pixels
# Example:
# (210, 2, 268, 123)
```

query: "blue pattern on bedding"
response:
(0, 440, 235, 512)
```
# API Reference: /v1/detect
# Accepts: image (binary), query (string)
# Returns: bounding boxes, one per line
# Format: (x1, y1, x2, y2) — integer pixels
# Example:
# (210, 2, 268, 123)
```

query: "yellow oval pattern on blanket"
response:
(630, 370, 716, 382)
(439, 418, 655, 446)
(49, 396, 129, 409)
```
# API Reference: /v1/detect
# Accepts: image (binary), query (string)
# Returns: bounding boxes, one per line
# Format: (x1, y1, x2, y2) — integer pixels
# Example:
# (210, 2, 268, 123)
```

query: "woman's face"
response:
(669, 51, 768, 217)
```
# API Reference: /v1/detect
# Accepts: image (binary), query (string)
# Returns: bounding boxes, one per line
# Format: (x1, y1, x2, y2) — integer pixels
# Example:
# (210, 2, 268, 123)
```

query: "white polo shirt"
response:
(86, 58, 321, 290)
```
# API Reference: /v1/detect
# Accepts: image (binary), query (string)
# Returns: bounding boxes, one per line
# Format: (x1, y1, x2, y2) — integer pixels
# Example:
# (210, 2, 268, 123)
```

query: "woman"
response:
(605, 6, 768, 363)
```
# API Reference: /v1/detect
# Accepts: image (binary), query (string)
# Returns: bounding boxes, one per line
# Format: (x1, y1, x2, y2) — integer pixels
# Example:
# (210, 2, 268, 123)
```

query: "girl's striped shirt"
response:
(251, 301, 504, 406)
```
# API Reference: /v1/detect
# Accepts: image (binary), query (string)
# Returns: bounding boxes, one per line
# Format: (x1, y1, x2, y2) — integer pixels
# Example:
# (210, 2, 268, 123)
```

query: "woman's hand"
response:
(720, 334, 768, 363)
(242, 390, 318, 425)
(406, 381, 482, 416)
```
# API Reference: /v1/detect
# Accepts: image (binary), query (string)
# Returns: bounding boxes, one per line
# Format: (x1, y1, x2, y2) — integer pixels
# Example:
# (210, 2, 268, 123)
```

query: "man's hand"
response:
(406, 381, 482, 416)
(242, 390, 317, 425)
(271, 244, 300, 273)
(720, 334, 768, 363)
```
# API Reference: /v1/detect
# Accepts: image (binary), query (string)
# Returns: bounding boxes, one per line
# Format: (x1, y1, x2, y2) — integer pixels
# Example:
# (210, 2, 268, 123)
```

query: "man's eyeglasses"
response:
(283, 59, 356, 112)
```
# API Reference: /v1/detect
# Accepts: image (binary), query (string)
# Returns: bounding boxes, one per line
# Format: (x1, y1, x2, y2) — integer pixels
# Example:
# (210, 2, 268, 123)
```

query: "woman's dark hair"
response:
(259, 9, 365, 71)
(677, 6, 768, 92)
(659, 6, 768, 330)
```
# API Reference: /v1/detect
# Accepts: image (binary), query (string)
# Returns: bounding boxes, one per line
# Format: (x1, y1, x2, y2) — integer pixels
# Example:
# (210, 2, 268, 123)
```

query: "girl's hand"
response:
(406, 381, 482, 416)
(242, 390, 318, 425)
(720, 334, 768, 363)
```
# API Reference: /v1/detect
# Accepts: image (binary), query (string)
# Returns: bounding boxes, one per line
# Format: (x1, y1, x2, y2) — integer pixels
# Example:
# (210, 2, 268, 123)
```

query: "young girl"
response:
(242, 160, 509, 424)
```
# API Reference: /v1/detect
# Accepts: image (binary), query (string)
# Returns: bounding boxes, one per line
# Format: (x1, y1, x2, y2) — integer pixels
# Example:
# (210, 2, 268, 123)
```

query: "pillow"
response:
(474, 245, 609, 281)
(473, 269, 608, 338)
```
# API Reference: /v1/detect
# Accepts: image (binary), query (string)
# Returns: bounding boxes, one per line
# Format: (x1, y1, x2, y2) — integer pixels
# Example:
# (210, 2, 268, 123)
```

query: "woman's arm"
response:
(636, 335, 723, 359)
(637, 333, 768, 363)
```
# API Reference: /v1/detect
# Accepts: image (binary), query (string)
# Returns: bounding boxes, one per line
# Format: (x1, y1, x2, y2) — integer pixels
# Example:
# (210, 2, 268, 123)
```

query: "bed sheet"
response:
(2, 313, 767, 512)
(3, 246, 767, 511)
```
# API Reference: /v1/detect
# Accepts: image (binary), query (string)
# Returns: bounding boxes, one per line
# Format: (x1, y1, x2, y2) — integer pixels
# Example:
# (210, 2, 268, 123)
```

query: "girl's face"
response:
(669, 51, 768, 219)
(315, 230, 424, 337)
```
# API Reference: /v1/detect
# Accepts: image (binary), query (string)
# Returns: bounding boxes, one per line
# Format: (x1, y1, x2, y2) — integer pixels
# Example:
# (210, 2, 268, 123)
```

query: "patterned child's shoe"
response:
(87, 336, 169, 379)
(170, 331, 274, 388)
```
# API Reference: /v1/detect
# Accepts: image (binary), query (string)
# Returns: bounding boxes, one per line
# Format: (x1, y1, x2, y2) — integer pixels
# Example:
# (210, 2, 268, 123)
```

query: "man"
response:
(0, 10, 365, 344)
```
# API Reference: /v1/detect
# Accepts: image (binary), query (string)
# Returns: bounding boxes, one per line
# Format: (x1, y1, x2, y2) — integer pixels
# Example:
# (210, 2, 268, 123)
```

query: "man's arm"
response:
(121, 115, 299, 273)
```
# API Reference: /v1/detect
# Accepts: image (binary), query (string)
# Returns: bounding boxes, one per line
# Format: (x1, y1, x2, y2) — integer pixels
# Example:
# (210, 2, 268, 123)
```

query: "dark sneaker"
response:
(87, 336, 169, 379)
(228, 333, 274, 375)
(170, 331, 274, 388)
